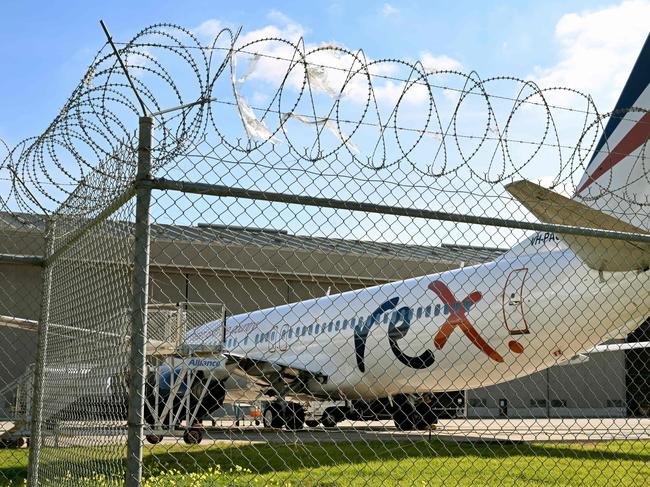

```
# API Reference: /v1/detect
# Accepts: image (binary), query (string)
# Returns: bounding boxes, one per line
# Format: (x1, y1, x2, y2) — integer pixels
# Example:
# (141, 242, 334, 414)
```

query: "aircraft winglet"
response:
(505, 180, 650, 272)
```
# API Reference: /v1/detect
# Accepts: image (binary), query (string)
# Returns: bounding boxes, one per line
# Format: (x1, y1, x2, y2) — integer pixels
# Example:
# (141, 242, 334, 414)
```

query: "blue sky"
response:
(0, 0, 648, 247)
(1, 0, 647, 145)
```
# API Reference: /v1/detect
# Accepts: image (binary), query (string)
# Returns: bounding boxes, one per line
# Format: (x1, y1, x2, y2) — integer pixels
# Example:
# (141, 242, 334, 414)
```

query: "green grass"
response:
(1, 440, 648, 486)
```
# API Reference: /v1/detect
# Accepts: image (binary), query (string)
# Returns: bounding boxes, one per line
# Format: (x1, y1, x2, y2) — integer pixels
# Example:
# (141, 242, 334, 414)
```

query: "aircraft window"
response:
(424, 306, 432, 317)
(342, 319, 348, 330)
(254, 334, 260, 344)
(416, 307, 423, 319)
(383, 313, 389, 324)
(350, 317, 356, 328)
(435, 304, 441, 316)
(307, 324, 313, 335)
(242, 337, 248, 346)
(443, 304, 451, 315)
(335, 320, 340, 331)
(270, 331, 276, 341)
(530, 398, 547, 408)
(315, 324, 320, 334)
(454, 302, 461, 313)
(327, 322, 333, 332)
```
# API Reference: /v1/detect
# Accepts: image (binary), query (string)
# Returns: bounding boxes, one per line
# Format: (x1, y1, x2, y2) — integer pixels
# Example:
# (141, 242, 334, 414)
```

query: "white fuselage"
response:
(186, 235, 650, 400)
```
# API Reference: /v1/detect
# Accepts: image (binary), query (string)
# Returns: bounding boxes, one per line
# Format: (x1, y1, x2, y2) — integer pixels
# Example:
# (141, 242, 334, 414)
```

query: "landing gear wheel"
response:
(413, 402, 438, 431)
(263, 402, 305, 430)
(145, 434, 163, 445)
(393, 395, 415, 431)
(183, 429, 203, 445)
(284, 402, 305, 430)
(0, 437, 25, 449)
(320, 411, 338, 428)
(305, 419, 319, 428)
(263, 403, 285, 429)
(393, 411, 415, 431)
(393, 396, 439, 431)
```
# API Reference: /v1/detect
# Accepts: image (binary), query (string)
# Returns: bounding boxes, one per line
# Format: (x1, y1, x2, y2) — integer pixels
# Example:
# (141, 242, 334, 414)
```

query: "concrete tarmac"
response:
(3, 418, 649, 447)
(175, 417, 650, 446)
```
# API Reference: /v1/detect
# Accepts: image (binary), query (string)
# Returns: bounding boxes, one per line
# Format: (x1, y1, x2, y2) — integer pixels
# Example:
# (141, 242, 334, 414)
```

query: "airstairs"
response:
(0, 302, 227, 447)
(0, 365, 33, 448)
(142, 302, 229, 445)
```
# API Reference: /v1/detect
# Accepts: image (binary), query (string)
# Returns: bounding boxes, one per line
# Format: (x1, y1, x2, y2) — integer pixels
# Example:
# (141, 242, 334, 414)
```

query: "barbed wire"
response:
(0, 22, 648, 217)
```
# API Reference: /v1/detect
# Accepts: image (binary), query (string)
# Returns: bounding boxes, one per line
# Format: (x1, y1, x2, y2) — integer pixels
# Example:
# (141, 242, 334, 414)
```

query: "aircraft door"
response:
(270, 324, 289, 352)
(268, 325, 278, 352)
(502, 268, 529, 335)
(278, 324, 289, 351)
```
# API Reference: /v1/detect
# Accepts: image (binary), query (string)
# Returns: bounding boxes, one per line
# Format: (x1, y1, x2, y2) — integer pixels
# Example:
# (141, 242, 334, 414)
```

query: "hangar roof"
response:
(0, 212, 506, 265)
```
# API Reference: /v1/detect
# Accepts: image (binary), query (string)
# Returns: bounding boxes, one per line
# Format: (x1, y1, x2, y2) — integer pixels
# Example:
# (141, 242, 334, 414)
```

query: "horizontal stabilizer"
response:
(505, 180, 650, 271)
(586, 341, 650, 353)
(560, 341, 650, 366)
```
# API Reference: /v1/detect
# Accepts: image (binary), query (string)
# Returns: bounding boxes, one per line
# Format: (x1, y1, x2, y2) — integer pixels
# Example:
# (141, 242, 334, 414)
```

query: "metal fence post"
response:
(26, 217, 56, 487)
(126, 116, 154, 486)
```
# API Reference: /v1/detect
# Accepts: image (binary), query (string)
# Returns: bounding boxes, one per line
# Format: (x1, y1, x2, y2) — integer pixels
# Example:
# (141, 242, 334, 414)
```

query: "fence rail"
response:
(0, 22, 647, 487)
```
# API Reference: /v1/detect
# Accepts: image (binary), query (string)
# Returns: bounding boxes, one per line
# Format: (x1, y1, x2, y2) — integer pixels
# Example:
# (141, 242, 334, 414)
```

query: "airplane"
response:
(179, 33, 650, 432)
(1, 35, 648, 443)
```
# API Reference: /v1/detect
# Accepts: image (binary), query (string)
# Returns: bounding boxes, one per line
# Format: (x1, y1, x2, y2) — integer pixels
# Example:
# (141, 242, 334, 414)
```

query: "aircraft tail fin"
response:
(573, 34, 649, 228)
(505, 180, 650, 271)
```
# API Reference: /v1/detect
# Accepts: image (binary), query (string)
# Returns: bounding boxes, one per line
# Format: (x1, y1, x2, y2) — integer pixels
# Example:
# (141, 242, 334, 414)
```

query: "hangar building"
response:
(0, 212, 647, 419)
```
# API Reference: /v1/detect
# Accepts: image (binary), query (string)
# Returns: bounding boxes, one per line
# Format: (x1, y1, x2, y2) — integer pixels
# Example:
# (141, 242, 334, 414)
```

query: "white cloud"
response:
(420, 52, 463, 72)
(531, 0, 650, 107)
(193, 19, 225, 40)
(381, 3, 399, 16)
(123, 45, 155, 70)
(191, 12, 468, 150)
(267, 9, 293, 25)
(192, 14, 463, 108)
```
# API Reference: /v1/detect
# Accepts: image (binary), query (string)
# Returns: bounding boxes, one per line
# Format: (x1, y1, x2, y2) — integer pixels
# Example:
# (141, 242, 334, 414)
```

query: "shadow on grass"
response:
(0, 468, 24, 486)
(139, 439, 650, 476)
(1, 439, 648, 485)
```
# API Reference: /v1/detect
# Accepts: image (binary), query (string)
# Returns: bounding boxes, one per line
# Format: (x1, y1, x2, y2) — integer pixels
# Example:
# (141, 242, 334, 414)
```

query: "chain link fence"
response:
(0, 23, 648, 486)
